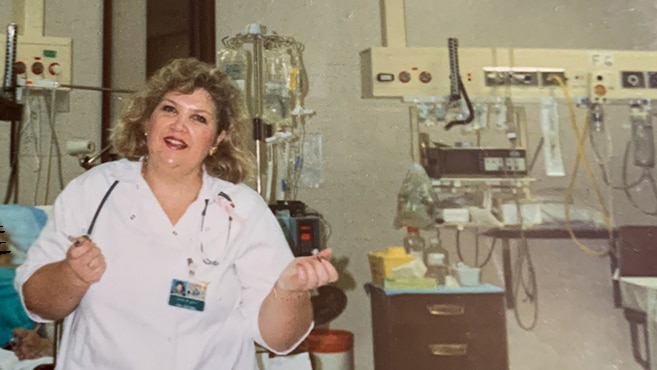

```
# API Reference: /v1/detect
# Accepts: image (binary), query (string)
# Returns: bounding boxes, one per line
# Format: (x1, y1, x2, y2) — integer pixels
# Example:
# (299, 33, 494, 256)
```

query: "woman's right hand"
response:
(10, 328, 53, 360)
(65, 236, 106, 285)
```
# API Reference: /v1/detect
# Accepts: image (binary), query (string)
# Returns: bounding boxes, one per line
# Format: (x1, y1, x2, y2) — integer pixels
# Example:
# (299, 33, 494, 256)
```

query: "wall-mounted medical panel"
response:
(0, 33, 72, 89)
(361, 46, 657, 102)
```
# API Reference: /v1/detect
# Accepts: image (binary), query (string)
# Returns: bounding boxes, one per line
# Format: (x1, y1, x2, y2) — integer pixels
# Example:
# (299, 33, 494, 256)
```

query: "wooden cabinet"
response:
(368, 284, 509, 370)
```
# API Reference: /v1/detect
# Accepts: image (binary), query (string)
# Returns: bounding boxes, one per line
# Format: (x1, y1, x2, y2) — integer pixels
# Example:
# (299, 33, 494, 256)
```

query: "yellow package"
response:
(368, 247, 415, 286)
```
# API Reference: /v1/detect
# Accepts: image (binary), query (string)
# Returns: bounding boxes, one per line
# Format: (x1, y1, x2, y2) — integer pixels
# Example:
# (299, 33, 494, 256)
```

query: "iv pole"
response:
(250, 25, 265, 195)
(220, 24, 312, 199)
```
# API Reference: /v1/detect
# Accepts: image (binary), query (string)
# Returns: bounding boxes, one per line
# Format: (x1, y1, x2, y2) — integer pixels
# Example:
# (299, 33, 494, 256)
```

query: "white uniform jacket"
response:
(14, 159, 309, 370)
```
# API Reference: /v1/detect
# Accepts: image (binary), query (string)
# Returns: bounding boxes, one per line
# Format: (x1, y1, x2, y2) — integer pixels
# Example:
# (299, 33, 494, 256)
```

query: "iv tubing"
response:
(550, 74, 613, 257)
(599, 139, 657, 216)
(455, 229, 497, 268)
(598, 108, 657, 217)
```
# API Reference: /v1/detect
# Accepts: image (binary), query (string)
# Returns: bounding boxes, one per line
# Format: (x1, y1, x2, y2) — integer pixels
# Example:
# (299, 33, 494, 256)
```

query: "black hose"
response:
(444, 76, 475, 130)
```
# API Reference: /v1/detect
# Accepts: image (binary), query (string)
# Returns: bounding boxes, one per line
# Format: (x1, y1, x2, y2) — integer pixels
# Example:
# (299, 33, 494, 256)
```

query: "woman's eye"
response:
(161, 104, 176, 113)
(193, 115, 208, 124)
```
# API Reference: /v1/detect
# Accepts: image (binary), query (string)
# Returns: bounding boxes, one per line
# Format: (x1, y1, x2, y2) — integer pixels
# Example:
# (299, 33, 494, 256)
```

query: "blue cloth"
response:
(0, 267, 34, 346)
(0, 205, 48, 264)
(364, 282, 504, 295)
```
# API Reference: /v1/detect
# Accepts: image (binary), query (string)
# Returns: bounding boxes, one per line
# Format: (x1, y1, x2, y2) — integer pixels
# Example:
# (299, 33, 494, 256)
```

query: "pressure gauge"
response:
(419, 71, 432, 83)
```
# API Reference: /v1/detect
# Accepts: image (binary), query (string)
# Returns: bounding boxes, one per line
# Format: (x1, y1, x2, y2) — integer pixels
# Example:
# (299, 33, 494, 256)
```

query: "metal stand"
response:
(219, 24, 313, 201)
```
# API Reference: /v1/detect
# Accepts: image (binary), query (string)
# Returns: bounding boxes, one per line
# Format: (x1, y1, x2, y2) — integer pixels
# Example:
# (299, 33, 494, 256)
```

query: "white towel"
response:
(0, 349, 53, 370)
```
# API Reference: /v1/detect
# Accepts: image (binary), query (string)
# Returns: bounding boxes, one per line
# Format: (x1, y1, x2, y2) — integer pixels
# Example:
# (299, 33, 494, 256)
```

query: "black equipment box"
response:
(423, 146, 528, 179)
(269, 201, 322, 257)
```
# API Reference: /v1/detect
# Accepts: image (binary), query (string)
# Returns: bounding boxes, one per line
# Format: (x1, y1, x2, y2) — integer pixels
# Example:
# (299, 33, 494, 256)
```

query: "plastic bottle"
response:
(403, 227, 425, 261)
(424, 237, 449, 285)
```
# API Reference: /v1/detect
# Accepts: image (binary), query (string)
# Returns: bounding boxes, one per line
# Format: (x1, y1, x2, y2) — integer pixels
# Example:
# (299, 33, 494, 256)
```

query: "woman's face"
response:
(145, 88, 226, 171)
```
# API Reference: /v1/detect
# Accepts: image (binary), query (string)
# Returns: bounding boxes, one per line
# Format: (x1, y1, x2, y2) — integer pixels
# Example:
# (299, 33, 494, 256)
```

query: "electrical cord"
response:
(475, 238, 497, 268)
(3, 82, 129, 204)
(510, 191, 539, 330)
(42, 90, 65, 204)
(21, 92, 44, 205)
(455, 203, 538, 330)
(496, 77, 613, 331)
(455, 229, 497, 268)
(474, 231, 479, 265)
(512, 232, 539, 331)
(455, 229, 465, 263)
(500, 113, 538, 330)
(318, 212, 332, 248)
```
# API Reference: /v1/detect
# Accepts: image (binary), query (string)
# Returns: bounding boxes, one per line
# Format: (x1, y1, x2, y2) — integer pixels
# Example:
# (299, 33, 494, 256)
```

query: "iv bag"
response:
(217, 46, 250, 91)
(263, 47, 292, 128)
(631, 110, 655, 168)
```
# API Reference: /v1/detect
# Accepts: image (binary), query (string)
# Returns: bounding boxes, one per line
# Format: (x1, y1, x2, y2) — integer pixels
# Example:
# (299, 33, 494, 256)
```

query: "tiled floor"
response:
(482, 238, 644, 370)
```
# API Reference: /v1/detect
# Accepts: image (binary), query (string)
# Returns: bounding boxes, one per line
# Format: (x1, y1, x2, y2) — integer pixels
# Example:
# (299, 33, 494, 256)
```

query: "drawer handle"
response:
(426, 304, 464, 316)
(428, 343, 468, 357)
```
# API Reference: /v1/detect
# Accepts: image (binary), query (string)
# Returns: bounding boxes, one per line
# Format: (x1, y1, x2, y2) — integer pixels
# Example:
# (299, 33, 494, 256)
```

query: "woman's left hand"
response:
(275, 248, 338, 294)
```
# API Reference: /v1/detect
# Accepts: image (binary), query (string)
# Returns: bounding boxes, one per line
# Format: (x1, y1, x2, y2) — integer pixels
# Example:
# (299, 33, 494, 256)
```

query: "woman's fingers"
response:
(12, 330, 52, 360)
(317, 248, 333, 261)
(278, 249, 339, 292)
(65, 236, 106, 284)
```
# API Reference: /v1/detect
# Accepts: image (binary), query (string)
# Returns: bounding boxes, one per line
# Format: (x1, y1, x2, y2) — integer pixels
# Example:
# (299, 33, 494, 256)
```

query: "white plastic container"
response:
(453, 263, 481, 286)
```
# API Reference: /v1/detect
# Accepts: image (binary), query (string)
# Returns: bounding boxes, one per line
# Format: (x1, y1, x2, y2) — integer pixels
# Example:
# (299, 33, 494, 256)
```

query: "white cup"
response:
(454, 263, 481, 286)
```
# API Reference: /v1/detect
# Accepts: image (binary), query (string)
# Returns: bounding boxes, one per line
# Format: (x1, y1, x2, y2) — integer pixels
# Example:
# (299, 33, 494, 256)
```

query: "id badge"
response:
(168, 279, 208, 312)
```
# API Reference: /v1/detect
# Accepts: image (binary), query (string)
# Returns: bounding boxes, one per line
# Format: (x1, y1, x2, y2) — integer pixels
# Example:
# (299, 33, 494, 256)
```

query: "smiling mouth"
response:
(164, 136, 188, 149)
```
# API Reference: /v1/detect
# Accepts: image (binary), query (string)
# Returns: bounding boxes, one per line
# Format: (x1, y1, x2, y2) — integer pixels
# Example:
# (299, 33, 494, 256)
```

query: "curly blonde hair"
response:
(110, 57, 254, 184)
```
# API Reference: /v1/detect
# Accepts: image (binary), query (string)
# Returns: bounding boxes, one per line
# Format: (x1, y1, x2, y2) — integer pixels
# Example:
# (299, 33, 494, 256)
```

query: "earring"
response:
(209, 147, 217, 156)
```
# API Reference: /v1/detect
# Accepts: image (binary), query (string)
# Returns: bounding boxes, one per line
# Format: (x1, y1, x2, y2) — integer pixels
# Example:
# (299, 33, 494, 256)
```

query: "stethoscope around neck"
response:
(199, 191, 234, 265)
(87, 180, 234, 266)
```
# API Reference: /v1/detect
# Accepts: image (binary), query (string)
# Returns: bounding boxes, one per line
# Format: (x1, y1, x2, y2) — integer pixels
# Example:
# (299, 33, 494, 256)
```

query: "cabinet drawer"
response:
(387, 293, 504, 326)
(390, 318, 506, 345)
(388, 324, 508, 370)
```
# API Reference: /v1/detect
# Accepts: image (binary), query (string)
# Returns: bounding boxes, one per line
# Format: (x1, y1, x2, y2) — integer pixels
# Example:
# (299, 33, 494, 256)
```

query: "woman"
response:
(15, 58, 337, 369)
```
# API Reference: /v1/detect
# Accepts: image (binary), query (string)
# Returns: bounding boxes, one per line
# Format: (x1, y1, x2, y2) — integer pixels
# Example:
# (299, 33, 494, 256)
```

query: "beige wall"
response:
(216, 1, 657, 369)
(0, 1, 145, 205)
(0, 1, 105, 204)
(2, 0, 657, 368)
